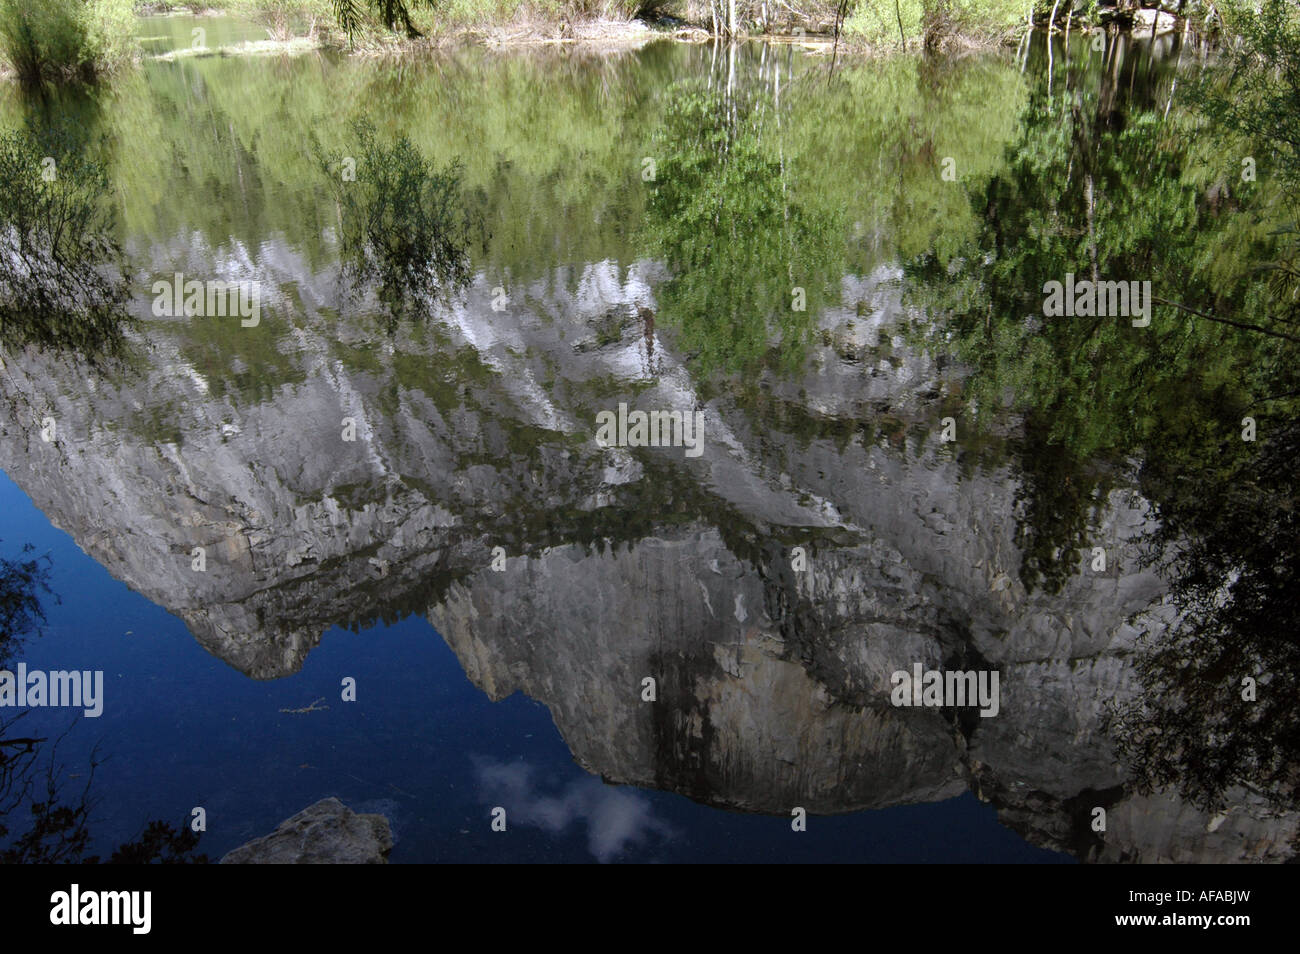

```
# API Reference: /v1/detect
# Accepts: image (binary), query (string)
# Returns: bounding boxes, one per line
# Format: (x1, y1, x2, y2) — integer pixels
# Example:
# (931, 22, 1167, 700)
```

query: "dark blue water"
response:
(0, 471, 1067, 863)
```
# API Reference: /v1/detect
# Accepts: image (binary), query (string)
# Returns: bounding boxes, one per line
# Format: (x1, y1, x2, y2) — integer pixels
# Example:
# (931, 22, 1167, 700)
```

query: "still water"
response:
(0, 15, 1292, 862)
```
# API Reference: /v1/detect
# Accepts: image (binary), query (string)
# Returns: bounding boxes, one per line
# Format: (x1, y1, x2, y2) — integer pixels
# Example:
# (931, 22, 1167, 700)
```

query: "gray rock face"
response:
(219, 798, 393, 864)
(431, 530, 968, 815)
(0, 248, 1294, 861)
(426, 529, 1296, 862)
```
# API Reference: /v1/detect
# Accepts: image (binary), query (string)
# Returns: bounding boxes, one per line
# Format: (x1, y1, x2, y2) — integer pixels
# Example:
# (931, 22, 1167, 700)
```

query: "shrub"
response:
(0, 0, 136, 85)
(223, 0, 336, 41)
(843, 0, 1024, 48)
(844, 0, 924, 48)
(923, 0, 1026, 49)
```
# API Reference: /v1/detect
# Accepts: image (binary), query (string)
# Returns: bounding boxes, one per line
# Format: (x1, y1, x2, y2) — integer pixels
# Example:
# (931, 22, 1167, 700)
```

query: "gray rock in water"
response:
(220, 797, 393, 864)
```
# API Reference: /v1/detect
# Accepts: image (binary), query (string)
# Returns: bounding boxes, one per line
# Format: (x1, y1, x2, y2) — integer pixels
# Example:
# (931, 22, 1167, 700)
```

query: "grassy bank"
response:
(174, 1, 1228, 53)
(0, 0, 1244, 86)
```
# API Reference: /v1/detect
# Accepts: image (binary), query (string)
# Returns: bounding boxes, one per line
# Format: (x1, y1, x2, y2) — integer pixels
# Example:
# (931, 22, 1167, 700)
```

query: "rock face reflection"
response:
(0, 250, 1293, 862)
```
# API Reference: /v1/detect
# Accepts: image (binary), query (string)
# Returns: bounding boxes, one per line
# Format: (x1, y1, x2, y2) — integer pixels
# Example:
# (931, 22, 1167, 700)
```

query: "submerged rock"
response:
(220, 797, 393, 864)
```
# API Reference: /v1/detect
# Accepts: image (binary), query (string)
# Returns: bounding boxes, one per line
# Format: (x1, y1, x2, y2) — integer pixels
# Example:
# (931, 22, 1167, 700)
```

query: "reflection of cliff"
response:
(0, 243, 1293, 861)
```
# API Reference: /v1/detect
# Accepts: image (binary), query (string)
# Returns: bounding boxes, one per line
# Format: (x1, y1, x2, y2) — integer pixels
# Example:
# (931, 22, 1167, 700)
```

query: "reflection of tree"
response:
(0, 121, 133, 362)
(323, 120, 486, 331)
(908, 37, 1300, 819)
(1192, 0, 1300, 193)
(0, 543, 52, 664)
(642, 85, 843, 376)
(1104, 5, 1300, 820)
(0, 542, 206, 863)
(1182, 0, 1300, 345)
(1109, 416, 1300, 815)
(907, 41, 1262, 592)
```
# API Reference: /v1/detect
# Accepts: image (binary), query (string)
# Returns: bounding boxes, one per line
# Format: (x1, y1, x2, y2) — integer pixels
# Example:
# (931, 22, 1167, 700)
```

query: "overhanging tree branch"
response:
(1152, 295, 1300, 343)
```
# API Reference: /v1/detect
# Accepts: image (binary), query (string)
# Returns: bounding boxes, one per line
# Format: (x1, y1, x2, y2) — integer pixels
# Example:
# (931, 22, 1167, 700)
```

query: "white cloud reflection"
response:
(473, 757, 675, 862)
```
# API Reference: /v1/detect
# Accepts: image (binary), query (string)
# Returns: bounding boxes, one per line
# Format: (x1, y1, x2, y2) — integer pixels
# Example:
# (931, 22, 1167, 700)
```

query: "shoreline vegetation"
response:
(0, 0, 1253, 85)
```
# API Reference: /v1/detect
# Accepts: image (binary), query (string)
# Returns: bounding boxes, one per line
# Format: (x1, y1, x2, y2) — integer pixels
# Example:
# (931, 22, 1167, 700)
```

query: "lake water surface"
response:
(0, 15, 1291, 863)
